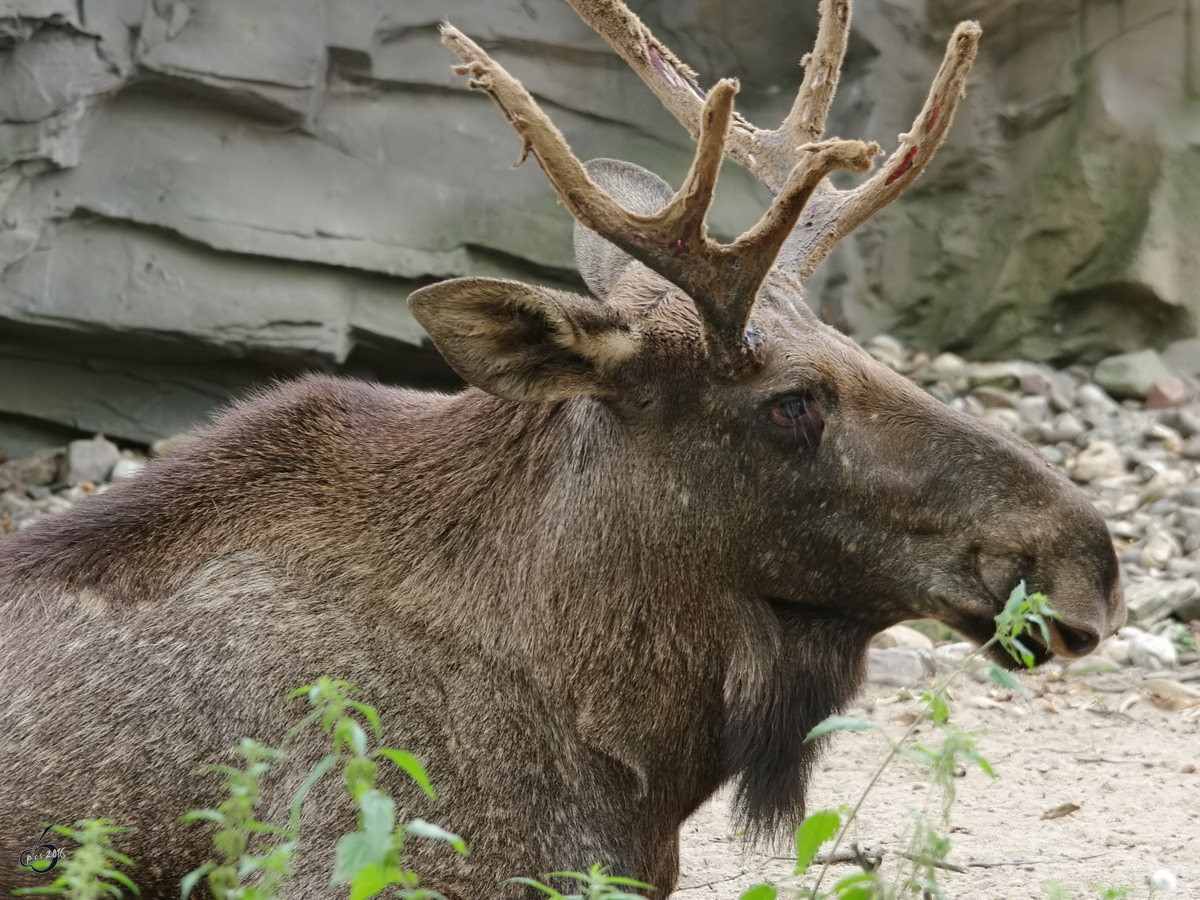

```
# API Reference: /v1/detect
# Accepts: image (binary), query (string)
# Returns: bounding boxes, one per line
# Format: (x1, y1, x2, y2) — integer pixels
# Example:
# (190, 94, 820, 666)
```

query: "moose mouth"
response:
(950, 611, 1101, 671)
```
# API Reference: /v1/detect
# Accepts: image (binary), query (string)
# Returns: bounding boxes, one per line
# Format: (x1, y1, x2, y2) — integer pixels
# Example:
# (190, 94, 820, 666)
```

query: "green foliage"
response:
(793, 810, 841, 876)
(179, 738, 294, 900)
(181, 677, 463, 900)
(794, 586, 1062, 899)
(14, 820, 138, 900)
(995, 581, 1060, 670)
(507, 864, 654, 900)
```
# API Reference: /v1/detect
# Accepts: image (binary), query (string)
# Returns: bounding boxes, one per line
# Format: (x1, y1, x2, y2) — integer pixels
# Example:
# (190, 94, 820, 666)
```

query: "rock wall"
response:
(1, 0, 1196, 453)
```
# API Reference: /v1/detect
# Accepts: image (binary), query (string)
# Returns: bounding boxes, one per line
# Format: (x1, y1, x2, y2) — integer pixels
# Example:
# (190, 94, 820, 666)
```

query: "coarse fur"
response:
(0, 4, 1123, 897)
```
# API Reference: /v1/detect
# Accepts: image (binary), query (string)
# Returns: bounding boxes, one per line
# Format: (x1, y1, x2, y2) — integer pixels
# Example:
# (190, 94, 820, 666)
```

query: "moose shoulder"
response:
(0, 1, 1122, 897)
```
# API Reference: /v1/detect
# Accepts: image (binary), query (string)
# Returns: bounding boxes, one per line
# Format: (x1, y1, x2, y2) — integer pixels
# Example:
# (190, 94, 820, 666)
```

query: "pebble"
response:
(1120, 626, 1179, 670)
(66, 436, 120, 485)
(871, 624, 935, 651)
(1071, 441, 1126, 482)
(866, 648, 934, 688)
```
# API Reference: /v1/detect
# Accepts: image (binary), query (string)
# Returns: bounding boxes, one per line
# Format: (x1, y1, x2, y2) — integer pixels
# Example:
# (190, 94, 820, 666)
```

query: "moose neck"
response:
(398, 389, 874, 840)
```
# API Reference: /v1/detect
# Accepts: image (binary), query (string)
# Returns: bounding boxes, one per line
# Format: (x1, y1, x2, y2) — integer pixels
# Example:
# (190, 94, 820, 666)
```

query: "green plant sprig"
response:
(801, 581, 1054, 897)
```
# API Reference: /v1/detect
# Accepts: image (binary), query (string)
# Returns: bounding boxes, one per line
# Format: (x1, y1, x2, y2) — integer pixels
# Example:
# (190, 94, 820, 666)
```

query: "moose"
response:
(1, 1, 1122, 897)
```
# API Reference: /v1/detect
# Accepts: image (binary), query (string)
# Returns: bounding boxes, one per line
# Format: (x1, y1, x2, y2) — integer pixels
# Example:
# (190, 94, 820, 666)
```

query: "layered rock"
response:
(2, 0, 1199, 450)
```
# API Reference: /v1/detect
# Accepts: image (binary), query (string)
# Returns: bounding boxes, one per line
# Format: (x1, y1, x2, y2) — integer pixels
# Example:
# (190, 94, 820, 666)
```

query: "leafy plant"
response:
(181, 677, 464, 900)
(748, 582, 1061, 899)
(508, 864, 654, 900)
(14, 820, 138, 900)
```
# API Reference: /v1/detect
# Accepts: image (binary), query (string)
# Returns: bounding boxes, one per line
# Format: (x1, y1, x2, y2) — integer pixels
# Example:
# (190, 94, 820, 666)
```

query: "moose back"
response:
(0, 1, 1122, 897)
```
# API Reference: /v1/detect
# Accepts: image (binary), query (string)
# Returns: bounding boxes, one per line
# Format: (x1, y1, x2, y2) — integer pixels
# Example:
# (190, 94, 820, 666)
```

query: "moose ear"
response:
(574, 159, 674, 300)
(408, 277, 640, 402)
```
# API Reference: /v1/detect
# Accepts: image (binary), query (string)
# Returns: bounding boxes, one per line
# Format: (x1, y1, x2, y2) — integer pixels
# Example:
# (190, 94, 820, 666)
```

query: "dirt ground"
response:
(675, 662, 1200, 899)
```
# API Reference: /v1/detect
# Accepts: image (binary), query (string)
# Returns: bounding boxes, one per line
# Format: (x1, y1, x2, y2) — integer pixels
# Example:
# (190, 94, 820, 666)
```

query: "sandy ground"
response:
(676, 662, 1200, 899)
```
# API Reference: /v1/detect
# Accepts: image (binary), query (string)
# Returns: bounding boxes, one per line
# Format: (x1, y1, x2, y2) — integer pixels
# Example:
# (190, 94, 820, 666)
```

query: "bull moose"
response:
(0, 0, 1122, 897)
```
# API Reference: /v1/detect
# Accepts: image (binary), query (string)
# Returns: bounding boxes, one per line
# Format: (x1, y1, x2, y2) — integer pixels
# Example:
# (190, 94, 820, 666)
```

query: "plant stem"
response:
(808, 636, 997, 896)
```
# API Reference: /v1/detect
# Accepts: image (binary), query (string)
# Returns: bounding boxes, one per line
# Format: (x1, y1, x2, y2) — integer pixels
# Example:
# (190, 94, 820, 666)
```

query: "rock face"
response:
(2, 0, 1199, 450)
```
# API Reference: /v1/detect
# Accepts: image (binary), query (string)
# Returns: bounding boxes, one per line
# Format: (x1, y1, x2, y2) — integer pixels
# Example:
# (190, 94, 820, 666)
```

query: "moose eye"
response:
(767, 393, 824, 449)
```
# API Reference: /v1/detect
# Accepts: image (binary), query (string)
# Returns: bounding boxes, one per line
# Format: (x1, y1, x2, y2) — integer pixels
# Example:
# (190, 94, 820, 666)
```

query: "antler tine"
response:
(789, 22, 981, 278)
(771, 0, 852, 180)
(566, 0, 981, 280)
(566, 0, 852, 195)
(441, 25, 874, 372)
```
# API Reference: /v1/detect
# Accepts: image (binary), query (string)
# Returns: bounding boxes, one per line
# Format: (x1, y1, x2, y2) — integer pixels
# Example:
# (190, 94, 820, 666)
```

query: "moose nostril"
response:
(1057, 623, 1099, 657)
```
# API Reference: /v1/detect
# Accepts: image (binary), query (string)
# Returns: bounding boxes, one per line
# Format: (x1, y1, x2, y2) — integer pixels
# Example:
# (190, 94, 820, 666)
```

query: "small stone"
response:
(982, 408, 1021, 432)
(866, 648, 934, 688)
(972, 386, 1017, 408)
(1163, 337, 1200, 377)
(0, 450, 62, 493)
(1145, 375, 1189, 409)
(1065, 656, 1122, 675)
(1038, 445, 1065, 465)
(1041, 412, 1085, 444)
(965, 361, 1035, 390)
(1141, 469, 1188, 504)
(1070, 441, 1126, 482)
(1176, 590, 1200, 622)
(1182, 435, 1200, 460)
(151, 433, 196, 458)
(1074, 382, 1120, 413)
(865, 333, 906, 356)
(1095, 636, 1130, 666)
(1019, 371, 1053, 396)
(1140, 530, 1180, 568)
(1175, 409, 1200, 437)
(1119, 627, 1178, 669)
(111, 458, 146, 481)
(872, 624, 935, 651)
(1014, 395, 1050, 425)
(64, 436, 120, 486)
(1147, 869, 1177, 894)
(913, 352, 967, 385)
(1124, 579, 1200, 627)
(1093, 349, 1173, 399)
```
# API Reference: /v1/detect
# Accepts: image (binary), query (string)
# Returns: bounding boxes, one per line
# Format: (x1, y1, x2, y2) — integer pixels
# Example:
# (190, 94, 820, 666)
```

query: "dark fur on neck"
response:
(720, 604, 872, 843)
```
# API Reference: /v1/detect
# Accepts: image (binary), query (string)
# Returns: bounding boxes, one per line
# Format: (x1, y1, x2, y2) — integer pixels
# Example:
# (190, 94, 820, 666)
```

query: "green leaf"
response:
(598, 876, 654, 888)
(290, 752, 338, 832)
(738, 886, 776, 900)
(359, 789, 397, 837)
(833, 871, 879, 900)
(405, 819, 468, 856)
(178, 809, 224, 825)
(107, 870, 140, 896)
(925, 693, 949, 725)
(986, 663, 1024, 694)
(805, 716, 880, 743)
(180, 862, 214, 900)
(378, 749, 437, 800)
(351, 702, 383, 741)
(332, 831, 393, 886)
(793, 808, 840, 875)
(340, 718, 369, 758)
(349, 861, 407, 900)
(504, 877, 564, 898)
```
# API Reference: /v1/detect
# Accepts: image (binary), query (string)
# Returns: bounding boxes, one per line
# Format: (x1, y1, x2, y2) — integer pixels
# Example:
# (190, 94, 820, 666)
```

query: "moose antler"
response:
(442, 27, 874, 372)
(566, 0, 980, 279)
(441, 2, 979, 370)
